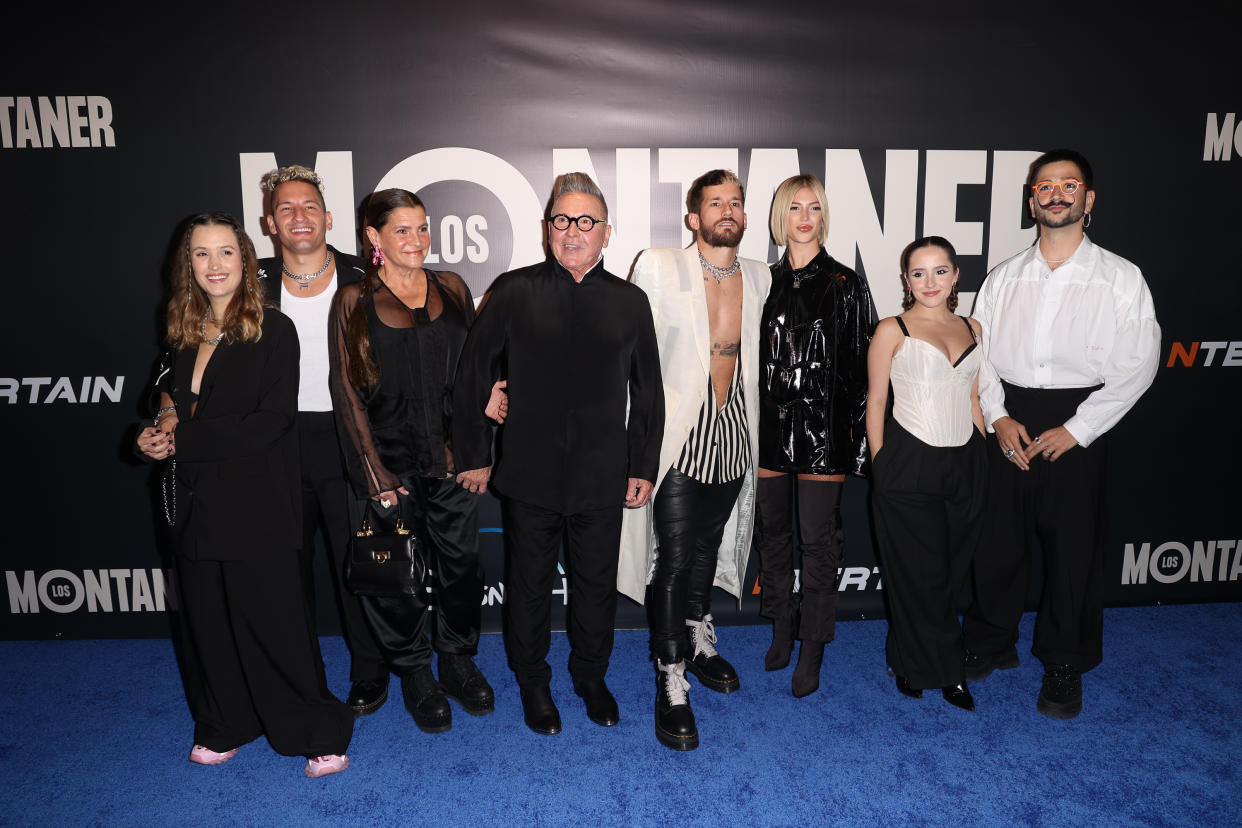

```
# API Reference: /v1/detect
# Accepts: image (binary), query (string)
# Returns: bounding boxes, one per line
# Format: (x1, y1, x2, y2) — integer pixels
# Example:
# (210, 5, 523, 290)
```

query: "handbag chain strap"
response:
(161, 458, 177, 527)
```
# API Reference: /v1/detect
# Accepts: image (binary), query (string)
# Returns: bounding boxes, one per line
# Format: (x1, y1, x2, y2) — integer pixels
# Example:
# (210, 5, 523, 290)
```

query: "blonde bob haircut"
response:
(165, 212, 266, 348)
(769, 174, 829, 247)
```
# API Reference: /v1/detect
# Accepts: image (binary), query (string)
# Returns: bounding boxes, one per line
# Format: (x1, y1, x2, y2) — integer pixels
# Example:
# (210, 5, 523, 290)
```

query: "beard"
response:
(1033, 198, 1086, 229)
(699, 220, 744, 248)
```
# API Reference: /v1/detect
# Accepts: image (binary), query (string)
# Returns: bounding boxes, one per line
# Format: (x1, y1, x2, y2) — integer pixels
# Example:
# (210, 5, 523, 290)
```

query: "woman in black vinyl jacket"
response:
(755, 174, 873, 698)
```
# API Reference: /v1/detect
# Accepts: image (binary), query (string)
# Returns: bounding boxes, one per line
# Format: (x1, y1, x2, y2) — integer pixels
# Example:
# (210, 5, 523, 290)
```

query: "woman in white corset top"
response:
(865, 236, 987, 711)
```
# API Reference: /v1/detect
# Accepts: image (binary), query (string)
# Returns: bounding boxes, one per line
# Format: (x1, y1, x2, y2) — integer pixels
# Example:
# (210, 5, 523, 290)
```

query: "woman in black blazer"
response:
(136, 212, 353, 778)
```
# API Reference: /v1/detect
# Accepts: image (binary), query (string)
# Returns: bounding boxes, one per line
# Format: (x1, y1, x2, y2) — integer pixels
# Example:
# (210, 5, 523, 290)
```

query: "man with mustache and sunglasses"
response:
(964, 149, 1160, 719)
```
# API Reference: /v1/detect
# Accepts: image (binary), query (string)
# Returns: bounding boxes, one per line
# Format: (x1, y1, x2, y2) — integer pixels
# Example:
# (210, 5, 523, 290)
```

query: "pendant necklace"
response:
(698, 250, 740, 285)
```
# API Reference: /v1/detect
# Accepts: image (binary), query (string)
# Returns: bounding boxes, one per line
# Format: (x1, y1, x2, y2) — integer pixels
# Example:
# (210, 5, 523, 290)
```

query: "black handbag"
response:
(345, 513, 426, 598)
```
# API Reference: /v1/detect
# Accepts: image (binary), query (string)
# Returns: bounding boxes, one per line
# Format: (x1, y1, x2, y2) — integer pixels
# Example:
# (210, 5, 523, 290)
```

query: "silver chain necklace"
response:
(200, 314, 225, 346)
(698, 250, 740, 284)
(282, 250, 332, 288)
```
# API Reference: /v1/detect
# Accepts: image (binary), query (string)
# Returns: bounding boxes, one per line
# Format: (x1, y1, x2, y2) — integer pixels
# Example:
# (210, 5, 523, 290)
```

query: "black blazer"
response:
(169, 311, 301, 561)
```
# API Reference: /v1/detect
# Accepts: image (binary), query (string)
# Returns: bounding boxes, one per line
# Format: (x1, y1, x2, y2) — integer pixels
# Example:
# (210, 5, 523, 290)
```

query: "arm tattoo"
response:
(711, 340, 740, 357)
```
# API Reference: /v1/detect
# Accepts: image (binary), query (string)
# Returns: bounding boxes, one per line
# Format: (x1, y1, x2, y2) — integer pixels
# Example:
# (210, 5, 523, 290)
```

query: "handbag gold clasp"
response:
(395, 518, 410, 535)
(356, 520, 374, 537)
(372, 549, 390, 563)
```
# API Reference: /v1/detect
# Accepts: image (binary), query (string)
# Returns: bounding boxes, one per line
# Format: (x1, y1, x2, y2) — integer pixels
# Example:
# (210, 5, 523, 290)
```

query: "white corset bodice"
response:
(890, 332, 980, 447)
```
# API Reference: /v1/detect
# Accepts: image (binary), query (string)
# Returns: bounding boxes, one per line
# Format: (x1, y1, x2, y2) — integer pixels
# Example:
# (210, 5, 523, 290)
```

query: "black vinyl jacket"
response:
(758, 247, 873, 477)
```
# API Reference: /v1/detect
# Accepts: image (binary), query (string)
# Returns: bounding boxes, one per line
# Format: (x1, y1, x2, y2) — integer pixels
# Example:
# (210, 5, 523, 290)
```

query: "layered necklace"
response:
(283, 250, 333, 289)
(698, 249, 740, 285)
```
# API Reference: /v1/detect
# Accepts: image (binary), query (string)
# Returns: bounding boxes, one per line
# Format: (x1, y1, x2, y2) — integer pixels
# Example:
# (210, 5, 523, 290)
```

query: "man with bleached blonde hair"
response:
(257, 165, 388, 717)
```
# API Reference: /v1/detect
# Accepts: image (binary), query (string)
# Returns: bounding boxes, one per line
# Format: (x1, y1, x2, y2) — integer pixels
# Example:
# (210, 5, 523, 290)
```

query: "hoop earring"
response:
(1083, 212, 1093, 229)
(371, 246, 385, 266)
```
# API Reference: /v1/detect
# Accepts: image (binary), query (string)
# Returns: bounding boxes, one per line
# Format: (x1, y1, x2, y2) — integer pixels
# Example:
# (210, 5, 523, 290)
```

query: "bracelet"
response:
(153, 405, 176, 427)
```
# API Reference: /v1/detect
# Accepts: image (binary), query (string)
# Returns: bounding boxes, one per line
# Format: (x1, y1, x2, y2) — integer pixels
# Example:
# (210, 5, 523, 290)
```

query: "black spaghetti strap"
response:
(960, 315, 976, 340)
(895, 317, 910, 336)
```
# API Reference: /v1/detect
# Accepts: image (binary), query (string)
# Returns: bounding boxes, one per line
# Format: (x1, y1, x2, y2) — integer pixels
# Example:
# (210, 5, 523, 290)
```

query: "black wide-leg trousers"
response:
(649, 469, 744, 664)
(963, 382, 1107, 673)
(501, 498, 622, 688)
(872, 421, 987, 689)
(353, 476, 483, 677)
(754, 476, 844, 643)
(297, 411, 386, 683)
(177, 553, 354, 757)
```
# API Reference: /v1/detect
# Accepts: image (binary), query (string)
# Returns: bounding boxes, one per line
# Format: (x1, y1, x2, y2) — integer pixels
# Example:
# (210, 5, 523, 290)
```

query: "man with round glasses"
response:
(453, 172, 663, 736)
(964, 149, 1160, 719)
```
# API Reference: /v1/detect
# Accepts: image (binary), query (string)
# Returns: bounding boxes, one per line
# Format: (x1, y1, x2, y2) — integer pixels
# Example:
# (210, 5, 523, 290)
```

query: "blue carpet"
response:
(1, 603, 1238, 827)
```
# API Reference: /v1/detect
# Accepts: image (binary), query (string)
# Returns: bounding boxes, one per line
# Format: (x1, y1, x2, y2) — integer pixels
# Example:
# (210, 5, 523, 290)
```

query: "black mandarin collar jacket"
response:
(452, 256, 664, 514)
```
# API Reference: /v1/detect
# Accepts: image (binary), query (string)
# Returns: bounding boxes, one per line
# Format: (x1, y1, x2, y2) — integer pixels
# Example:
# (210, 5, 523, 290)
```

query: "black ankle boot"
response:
(792, 640, 826, 698)
(401, 667, 452, 733)
(654, 661, 697, 751)
(765, 613, 797, 671)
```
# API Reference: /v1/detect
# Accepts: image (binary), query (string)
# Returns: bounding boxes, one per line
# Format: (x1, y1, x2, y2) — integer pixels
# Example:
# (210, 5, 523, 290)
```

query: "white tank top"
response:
(281, 274, 337, 412)
(889, 316, 980, 447)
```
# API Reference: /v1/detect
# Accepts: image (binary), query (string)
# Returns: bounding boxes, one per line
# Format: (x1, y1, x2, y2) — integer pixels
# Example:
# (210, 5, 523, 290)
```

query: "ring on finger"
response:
(1004, 448, 1016, 459)
(1034, 437, 1042, 444)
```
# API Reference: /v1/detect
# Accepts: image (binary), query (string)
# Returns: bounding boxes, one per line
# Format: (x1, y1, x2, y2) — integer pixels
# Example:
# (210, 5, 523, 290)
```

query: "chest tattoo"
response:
(711, 340, 740, 357)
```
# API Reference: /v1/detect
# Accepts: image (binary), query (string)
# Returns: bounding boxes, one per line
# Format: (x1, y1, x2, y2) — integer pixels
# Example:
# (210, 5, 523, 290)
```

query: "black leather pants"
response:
(649, 468, 744, 664)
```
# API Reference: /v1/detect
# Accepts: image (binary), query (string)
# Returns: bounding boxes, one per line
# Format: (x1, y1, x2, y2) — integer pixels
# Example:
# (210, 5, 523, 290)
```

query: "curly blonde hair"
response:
(260, 165, 325, 210)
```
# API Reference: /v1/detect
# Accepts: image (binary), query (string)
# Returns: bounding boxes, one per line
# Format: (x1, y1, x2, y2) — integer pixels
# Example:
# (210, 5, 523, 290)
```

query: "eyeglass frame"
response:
(548, 213, 607, 232)
(1031, 178, 1084, 198)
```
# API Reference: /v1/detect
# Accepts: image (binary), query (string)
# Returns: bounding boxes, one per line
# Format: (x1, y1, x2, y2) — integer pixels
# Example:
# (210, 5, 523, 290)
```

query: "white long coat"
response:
(618, 246, 772, 605)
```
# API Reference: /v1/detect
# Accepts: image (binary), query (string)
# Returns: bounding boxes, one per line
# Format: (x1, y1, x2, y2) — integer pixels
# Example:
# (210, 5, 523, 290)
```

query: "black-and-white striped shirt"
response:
(675, 359, 750, 484)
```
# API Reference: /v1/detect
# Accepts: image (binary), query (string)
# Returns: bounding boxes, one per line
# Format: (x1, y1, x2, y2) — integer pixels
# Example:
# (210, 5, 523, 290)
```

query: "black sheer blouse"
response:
(329, 269, 474, 497)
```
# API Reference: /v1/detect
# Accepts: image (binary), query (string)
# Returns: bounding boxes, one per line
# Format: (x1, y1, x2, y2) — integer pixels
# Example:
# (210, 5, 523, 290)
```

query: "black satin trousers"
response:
(352, 476, 482, 677)
(649, 468, 744, 664)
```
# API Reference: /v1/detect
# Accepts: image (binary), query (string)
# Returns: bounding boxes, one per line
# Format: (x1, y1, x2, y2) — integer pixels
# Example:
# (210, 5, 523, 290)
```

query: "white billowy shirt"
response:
(974, 235, 1160, 447)
(281, 274, 337, 412)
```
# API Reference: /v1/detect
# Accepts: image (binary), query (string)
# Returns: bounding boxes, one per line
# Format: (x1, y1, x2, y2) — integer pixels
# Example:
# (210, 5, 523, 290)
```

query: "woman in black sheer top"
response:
(329, 189, 503, 734)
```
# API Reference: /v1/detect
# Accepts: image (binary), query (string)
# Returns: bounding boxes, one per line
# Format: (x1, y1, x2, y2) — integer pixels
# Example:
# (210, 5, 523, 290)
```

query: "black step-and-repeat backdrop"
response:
(2, 6, 1238, 639)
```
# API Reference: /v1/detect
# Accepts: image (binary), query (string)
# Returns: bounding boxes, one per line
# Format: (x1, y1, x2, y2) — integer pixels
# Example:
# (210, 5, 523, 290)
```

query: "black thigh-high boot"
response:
(755, 474, 797, 670)
(791, 479, 843, 698)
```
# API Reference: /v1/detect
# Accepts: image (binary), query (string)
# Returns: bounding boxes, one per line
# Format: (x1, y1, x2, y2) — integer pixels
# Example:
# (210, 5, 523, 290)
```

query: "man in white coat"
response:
(621, 169, 771, 751)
